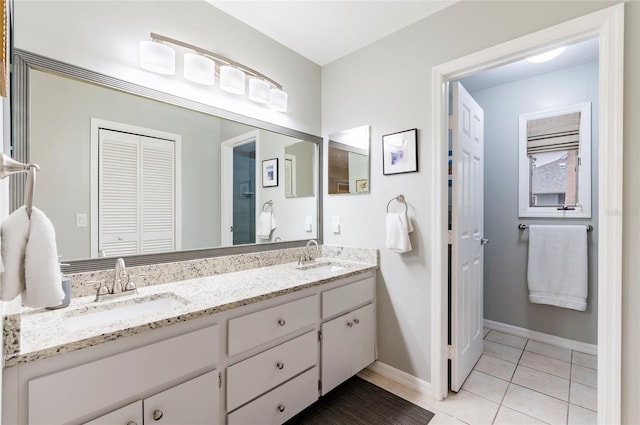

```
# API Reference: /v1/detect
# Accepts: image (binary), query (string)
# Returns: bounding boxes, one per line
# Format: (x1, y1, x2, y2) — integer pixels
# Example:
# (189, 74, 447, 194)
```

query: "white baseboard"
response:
(365, 361, 432, 396)
(484, 319, 597, 355)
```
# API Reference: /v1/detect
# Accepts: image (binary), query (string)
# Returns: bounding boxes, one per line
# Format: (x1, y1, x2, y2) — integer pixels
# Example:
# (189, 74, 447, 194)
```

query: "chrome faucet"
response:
(85, 258, 139, 302)
(298, 239, 319, 265)
(113, 257, 127, 294)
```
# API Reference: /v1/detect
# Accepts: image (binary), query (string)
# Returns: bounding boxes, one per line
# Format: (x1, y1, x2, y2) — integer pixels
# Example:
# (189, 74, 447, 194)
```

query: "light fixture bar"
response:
(150, 32, 282, 90)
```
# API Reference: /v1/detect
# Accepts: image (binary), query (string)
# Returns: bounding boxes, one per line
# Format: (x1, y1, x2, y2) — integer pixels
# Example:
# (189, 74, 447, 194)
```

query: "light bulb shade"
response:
(184, 53, 215, 85)
(268, 88, 288, 112)
(526, 46, 567, 63)
(248, 79, 270, 104)
(139, 41, 175, 75)
(220, 66, 246, 95)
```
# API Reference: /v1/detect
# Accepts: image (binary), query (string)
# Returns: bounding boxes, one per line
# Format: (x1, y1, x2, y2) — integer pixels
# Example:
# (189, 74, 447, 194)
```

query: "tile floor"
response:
(358, 328, 597, 425)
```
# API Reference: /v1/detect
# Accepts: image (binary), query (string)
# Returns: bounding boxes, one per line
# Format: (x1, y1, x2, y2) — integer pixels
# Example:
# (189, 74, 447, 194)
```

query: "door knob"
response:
(152, 409, 164, 421)
(480, 238, 490, 246)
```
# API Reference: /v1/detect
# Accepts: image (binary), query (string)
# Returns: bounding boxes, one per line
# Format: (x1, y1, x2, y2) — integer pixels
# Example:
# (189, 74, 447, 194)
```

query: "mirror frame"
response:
(11, 49, 323, 273)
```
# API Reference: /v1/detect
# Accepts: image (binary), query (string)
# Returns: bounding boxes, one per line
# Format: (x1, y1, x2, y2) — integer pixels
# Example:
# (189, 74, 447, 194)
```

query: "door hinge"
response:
(447, 345, 453, 360)
(318, 330, 322, 341)
(318, 379, 322, 392)
(448, 230, 453, 245)
(218, 372, 222, 388)
(448, 115, 455, 130)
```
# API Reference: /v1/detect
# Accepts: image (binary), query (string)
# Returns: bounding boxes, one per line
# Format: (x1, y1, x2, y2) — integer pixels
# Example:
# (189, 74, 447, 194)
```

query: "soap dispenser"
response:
(46, 263, 72, 310)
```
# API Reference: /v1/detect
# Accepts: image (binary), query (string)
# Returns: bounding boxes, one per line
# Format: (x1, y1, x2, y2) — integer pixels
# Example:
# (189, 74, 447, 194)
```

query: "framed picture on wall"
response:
(356, 179, 368, 193)
(262, 158, 279, 187)
(382, 128, 418, 175)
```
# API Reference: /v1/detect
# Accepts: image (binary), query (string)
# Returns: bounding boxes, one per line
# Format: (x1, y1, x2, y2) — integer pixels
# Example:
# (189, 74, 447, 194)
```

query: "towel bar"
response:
(387, 194, 407, 214)
(0, 153, 40, 218)
(518, 224, 593, 231)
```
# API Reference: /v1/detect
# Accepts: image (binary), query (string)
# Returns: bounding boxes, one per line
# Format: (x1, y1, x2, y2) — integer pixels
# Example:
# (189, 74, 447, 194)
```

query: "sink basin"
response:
(62, 293, 188, 331)
(296, 262, 346, 274)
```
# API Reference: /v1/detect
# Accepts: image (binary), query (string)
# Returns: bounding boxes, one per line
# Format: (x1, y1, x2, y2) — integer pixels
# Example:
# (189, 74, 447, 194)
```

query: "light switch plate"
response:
(76, 213, 87, 228)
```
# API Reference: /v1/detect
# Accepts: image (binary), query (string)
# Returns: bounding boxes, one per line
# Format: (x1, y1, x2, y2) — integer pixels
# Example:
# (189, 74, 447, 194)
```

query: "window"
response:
(518, 102, 591, 217)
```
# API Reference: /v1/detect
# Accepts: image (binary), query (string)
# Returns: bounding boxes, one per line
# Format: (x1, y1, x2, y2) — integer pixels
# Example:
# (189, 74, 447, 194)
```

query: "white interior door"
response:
(451, 81, 485, 391)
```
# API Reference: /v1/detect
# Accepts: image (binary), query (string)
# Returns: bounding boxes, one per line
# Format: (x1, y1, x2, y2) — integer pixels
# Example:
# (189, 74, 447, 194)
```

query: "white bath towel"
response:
(0, 207, 30, 301)
(527, 225, 588, 311)
(23, 207, 65, 308)
(0, 206, 64, 308)
(256, 211, 276, 240)
(386, 213, 413, 253)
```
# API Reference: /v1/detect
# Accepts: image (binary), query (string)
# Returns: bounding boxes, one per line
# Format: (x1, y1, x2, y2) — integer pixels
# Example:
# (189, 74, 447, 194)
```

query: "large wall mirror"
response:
(11, 50, 322, 272)
(327, 125, 370, 194)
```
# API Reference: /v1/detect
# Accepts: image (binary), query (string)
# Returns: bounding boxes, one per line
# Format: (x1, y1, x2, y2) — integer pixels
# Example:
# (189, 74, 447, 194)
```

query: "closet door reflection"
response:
(232, 141, 256, 245)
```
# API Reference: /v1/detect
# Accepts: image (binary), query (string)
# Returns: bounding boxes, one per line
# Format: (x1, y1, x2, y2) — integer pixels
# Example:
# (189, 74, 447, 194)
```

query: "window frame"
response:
(518, 102, 592, 218)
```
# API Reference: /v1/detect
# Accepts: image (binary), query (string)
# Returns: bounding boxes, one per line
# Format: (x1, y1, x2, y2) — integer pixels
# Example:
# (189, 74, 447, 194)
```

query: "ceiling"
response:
(207, 1, 458, 66)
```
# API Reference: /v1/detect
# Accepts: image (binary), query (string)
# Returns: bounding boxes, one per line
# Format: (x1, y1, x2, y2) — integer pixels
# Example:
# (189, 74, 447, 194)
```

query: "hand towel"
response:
(527, 225, 588, 311)
(0, 207, 30, 301)
(386, 213, 413, 253)
(256, 211, 276, 240)
(23, 207, 65, 308)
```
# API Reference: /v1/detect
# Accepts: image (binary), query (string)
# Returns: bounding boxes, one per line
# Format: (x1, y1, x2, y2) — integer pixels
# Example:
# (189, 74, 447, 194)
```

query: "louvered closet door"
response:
(140, 136, 175, 253)
(99, 129, 140, 256)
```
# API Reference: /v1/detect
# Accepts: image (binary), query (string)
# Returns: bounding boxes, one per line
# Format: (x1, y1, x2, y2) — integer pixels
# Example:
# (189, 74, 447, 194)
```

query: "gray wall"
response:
(30, 70, 221, 260)
(469, 61, 599, 344)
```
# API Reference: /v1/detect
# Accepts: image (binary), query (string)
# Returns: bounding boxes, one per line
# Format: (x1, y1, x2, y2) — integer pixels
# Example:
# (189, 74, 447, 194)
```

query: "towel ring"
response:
(386, 194, 407, 214)
(262, 200, 273, 212)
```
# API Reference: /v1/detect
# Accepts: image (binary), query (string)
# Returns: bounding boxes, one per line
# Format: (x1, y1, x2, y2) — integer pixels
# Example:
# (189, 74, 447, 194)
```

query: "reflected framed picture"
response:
(382, 128, 418, 175)
(356, 179, 368, 193)
(262, 158, 279, 187)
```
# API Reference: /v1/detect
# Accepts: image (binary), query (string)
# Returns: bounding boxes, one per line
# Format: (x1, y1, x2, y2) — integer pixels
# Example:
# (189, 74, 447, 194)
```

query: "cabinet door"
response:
(321, 303, 375, 395)
(143, 370, 219, 425)
(321, 312, 354, 395)
(84, 401, 142, 425)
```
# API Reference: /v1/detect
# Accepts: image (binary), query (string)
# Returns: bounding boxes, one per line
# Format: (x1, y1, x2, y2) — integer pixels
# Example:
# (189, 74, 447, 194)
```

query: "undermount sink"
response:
(62, 293, 188, 331)
(296, 262, 346, 274)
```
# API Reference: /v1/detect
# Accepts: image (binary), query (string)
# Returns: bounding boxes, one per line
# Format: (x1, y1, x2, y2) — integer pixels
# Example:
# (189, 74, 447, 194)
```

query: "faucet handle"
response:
(84, 280, 109, 298)
(125, 273, 146, 291)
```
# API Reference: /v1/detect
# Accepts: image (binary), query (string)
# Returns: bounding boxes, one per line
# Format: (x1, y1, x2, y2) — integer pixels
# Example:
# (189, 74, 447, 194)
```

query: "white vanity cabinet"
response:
(84, 401, 142, 425)
(321, 277, 375, 395)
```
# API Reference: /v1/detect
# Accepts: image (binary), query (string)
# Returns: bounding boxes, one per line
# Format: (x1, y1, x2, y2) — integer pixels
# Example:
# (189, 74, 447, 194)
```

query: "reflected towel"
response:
(0, 207, 30, 301)
(386, 213, 413, 253)
(0, 206, 64, 308)
(527, 225, 588, 311)
(257, 211, 276, 240)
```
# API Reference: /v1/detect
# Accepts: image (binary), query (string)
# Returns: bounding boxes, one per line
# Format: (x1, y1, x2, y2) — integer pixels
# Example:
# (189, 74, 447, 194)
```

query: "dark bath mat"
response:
(285, 376, 435, 425)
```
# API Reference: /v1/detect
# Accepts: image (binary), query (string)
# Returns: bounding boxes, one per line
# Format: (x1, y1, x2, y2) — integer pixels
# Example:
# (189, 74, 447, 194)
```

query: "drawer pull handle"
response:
(277, 319, 286, 326)
(127, 422, 137, 425)
(347, 321, 353, 328)
(276, 361, 285, 370)
(277, 404, 286, 413)
(353, 317, 360, 325)
(152, 409, 164, 421)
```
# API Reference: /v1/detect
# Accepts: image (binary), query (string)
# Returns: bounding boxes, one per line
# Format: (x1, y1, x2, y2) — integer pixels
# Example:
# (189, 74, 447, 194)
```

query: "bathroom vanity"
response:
(2, 248, 377, 424)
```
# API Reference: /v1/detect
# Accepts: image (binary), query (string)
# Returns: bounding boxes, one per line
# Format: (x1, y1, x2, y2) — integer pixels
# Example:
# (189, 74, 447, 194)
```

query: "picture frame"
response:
(355, 179, 368, 193)
(262, 158, 279, 187)
(382, 128, 418, 175)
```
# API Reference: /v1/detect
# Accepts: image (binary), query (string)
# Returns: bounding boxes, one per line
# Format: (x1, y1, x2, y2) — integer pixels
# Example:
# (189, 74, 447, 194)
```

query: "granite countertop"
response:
(4, 258, 375, 367)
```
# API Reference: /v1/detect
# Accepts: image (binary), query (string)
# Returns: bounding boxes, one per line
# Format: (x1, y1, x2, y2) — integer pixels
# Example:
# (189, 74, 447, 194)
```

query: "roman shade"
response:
(527, 111, 581, 154)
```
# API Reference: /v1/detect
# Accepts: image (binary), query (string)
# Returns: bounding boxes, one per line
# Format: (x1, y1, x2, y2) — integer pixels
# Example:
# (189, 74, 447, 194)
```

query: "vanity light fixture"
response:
(526, 46, 567, 63)
(139, 40, 175, 75)
(183, 53, 216, 85)
(139, 33, 288, 112)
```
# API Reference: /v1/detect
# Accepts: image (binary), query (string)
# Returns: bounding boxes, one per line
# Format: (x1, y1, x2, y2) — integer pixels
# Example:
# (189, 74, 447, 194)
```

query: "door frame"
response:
(430, 4, 624, 424)
(220, 130, 260, 246)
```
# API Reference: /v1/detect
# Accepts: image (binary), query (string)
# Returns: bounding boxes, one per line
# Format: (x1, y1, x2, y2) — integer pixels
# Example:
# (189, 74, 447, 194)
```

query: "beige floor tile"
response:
(519, 351, 571, 379)
(572, 351, 597, 370)
(433, 390, 499, 425)
(461, 370, 509, 403)
(474, 354, 517, 381)
(525, 340, 572, 363)
(485, 330, 527, 349)
(503, 384, 568, 425)
(512, 365, 570, 401)
(429, 411, 470, 425)
(493, 406, 547, 425)
(570, 382, 597, 411)
(571, 364, 597, 388)
(483, 340, 522, 364)
(568, 403, 597, 425)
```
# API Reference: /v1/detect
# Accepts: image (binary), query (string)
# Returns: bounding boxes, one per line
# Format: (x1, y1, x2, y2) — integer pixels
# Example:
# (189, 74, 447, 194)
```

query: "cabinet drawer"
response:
(228, 295, 317, 355)
(227, 331, 317, 412)
(322, 277, 374, 319)
(227, 367, 318, 425)
(28, 325, 219, 425)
